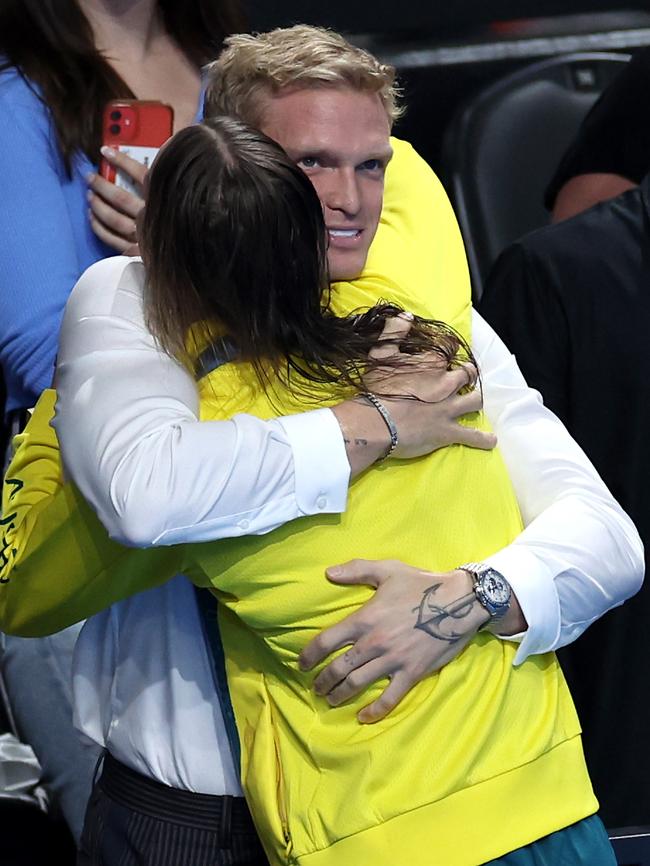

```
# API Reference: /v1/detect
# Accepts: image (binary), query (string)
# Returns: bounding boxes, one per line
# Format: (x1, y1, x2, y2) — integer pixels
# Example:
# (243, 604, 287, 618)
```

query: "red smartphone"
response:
(100, 100, 174, 194)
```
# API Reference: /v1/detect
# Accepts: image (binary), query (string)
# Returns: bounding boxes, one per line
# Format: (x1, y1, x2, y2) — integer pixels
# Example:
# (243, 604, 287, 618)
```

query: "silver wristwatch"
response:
(458, 562, 512, 625)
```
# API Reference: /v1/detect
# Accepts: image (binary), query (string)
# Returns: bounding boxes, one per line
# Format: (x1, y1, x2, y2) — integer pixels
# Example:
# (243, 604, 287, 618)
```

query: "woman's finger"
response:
(368, 312, 413, 361)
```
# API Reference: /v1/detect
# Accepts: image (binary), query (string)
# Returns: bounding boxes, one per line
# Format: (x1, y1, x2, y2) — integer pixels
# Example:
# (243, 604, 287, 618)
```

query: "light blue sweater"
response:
(0, 67, 115, 412)
(0, 67, 204, 413)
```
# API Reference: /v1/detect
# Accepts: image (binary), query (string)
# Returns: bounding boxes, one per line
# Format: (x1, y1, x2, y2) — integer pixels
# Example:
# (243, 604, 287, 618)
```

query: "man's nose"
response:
(325, 168, 361, 216)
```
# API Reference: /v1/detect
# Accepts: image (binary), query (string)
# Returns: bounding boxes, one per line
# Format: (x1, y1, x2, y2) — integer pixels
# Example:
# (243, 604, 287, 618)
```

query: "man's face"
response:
(259, 87, 393, 282)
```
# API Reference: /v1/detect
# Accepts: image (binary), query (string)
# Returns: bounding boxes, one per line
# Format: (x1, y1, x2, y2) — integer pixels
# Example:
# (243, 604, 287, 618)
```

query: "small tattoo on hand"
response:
(413, 583, 477, 643)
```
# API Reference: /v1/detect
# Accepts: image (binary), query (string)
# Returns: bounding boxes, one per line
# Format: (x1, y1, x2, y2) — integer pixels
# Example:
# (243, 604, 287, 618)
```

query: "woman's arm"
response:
(53, 256, 358, 546)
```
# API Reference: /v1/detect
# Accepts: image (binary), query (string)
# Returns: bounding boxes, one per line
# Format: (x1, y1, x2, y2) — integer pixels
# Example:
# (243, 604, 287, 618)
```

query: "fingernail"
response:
(400, 311, 414, 320)
(86, 172, 95, 183)
(86, 190, 93, 201)
(326, 566, 342, 578)
(101, 145, 116, 157)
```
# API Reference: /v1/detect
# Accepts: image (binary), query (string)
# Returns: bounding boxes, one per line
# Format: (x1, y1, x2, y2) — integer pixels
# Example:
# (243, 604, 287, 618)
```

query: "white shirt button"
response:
(316, 496, 327, 510)
(238, 519, 250, 531)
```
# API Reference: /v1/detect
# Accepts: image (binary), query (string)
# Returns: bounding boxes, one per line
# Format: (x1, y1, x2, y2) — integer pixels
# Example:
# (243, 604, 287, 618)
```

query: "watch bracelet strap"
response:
(457, 561, 508, 627)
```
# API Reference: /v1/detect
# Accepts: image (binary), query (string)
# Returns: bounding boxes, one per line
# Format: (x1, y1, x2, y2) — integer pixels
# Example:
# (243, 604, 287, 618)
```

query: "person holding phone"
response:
(0, 0, 244, 841)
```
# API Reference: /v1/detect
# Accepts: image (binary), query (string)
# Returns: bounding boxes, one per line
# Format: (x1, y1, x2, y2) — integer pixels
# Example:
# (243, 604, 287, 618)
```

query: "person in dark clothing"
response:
(480, 176, 650, 828)
(547, 47, 650, 221)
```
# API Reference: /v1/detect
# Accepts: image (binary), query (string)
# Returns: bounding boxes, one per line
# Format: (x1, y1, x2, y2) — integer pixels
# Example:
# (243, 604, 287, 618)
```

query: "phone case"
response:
(100, 100, 174, 192)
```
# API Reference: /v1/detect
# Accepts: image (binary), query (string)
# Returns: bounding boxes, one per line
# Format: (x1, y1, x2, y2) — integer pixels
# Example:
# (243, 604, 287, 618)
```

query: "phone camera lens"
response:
(109, 124, 121, 135)
(110, 110, 122, 121)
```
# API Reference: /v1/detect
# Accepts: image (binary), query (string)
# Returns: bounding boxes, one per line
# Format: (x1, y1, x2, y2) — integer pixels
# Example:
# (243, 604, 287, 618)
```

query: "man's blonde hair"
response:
(204, 25, 403, 128)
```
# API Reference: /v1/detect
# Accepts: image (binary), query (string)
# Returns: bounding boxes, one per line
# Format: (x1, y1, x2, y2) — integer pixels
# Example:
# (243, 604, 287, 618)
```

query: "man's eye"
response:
(298, 156, 319, 169)
(360, 159, 382, 171)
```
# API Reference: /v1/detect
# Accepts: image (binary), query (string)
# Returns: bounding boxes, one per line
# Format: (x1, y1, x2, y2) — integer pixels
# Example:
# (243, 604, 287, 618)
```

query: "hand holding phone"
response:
(90, 100, 173, 252)
(100, 100, 174, 194)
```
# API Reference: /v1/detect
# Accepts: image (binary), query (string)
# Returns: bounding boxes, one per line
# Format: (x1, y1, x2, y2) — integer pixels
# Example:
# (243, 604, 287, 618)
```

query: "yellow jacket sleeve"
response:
(0, 389, 183, 636)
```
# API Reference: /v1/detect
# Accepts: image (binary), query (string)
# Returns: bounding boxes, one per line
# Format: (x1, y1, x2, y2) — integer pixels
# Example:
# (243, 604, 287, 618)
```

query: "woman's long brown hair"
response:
(141, 117, 474, 399)
(0, 0, 247, 174)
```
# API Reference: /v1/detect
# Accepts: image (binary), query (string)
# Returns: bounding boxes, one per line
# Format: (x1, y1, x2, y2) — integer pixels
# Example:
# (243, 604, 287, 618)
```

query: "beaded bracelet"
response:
(361, 392, 399, 462)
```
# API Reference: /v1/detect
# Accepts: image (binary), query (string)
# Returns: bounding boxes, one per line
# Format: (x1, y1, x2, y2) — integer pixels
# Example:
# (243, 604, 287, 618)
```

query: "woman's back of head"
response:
(141, 116, 330, 373)
(141, 116, 470, 397)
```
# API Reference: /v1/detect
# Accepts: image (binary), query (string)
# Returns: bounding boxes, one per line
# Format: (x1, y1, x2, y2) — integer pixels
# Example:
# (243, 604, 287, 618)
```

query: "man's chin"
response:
(328, 251, 370, 283)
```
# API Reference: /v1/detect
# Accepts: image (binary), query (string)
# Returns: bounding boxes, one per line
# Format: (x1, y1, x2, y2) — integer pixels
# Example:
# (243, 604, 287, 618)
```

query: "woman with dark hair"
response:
(0, 0, 244, 409)
(0, 0, 244, 844)
(43, 115, 606, 865)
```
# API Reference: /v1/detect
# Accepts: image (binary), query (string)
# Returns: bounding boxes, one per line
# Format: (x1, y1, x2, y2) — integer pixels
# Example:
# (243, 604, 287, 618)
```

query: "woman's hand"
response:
(87, 148, 147, 253)
(364, 313, 496, 459)
(332, 313, 496, 476)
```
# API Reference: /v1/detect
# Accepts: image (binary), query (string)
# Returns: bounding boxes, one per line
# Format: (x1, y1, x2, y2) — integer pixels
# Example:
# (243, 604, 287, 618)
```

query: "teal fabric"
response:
(486, 815, 616, 866)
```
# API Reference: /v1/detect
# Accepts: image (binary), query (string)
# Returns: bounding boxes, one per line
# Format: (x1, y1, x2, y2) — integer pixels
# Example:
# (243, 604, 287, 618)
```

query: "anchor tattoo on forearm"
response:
(413, 582, 478, 643)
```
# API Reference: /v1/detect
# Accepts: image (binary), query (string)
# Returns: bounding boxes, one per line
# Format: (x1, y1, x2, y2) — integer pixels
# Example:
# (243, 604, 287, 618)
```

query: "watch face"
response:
(483, 572, 510, 604)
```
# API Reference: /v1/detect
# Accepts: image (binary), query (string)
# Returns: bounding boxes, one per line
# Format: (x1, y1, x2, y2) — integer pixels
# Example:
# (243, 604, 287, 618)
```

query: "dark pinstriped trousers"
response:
(77, 752, 269, 866)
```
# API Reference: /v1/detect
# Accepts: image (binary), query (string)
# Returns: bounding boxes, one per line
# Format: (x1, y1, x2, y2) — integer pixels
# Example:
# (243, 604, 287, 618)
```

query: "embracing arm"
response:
(300, 310, 643, 719)
(54, 257, 354, 547)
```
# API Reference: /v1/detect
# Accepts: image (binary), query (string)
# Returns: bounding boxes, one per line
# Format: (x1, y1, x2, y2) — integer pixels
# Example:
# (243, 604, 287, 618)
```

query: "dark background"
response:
(243, 4, 650, 176)
(245, 1, 641, 38)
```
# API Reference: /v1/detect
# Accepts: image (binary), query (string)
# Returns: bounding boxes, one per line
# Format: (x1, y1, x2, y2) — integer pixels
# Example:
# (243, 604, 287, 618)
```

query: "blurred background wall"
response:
(243, 3, 650, 176)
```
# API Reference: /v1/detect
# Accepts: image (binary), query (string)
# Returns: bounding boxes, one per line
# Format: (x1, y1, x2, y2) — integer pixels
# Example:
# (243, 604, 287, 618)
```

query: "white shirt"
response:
(60, 256, 642, 795)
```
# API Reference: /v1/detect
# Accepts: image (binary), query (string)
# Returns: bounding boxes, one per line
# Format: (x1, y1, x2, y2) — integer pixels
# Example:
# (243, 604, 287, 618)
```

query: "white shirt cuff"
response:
(276, 408, 350, 517)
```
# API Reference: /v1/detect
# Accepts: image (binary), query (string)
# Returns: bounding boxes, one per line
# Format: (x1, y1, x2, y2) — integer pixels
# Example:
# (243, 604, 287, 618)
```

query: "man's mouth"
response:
(327, 228, 363, 245)
(328, 229, 360, 237)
